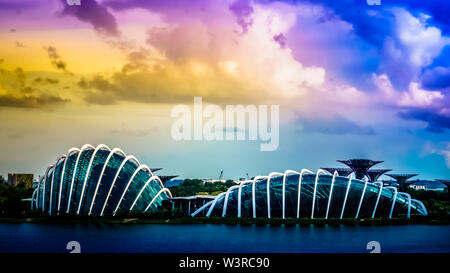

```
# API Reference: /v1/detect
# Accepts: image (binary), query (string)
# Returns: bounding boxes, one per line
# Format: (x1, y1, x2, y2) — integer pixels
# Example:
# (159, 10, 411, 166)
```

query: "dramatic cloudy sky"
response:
(0, 0, 449, 180)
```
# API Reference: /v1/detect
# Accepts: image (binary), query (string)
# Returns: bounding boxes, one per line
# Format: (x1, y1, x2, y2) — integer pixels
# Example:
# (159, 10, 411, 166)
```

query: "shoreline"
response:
(0, 216, 449, 225)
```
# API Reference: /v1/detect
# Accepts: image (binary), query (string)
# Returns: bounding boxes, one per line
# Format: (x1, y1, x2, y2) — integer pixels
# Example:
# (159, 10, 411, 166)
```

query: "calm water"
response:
(0, 223, 449, 253)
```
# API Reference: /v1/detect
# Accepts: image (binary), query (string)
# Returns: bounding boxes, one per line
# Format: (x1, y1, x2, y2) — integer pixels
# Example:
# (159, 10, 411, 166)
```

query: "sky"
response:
(0, 0, 449, 180)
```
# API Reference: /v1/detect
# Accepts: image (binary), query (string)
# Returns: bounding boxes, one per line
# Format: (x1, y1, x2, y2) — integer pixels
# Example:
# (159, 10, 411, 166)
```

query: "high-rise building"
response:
(8, 173, 33, 188)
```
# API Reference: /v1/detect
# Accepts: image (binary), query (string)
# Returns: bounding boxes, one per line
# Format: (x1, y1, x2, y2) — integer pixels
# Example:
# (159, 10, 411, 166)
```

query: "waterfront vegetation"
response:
(406, 188, 450, 218)
(168, 179, 237, 197)
(0, 182, 34, 217)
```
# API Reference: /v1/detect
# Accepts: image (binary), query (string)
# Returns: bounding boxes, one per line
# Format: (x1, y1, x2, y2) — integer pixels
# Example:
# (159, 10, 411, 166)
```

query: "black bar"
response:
(0, 253, 448, 272)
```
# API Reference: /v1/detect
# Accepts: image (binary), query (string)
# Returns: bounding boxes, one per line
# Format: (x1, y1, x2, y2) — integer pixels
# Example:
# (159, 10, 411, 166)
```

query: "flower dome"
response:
(31, 144, 172, 216)
(192, 169, 428, 219)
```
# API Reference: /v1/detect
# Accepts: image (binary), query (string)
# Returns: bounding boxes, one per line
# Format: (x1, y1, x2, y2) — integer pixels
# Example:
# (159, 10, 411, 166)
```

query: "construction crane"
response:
(218, 170, 223, 181)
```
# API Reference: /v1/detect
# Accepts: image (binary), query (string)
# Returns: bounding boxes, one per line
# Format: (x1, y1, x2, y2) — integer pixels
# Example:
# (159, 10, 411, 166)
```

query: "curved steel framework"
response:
(192, 169, 428, 219)
(87, 147, 126, 216)
(49, 155, 66, 215)
(32, 144, 172, 216)
(66, 144, 95, 213)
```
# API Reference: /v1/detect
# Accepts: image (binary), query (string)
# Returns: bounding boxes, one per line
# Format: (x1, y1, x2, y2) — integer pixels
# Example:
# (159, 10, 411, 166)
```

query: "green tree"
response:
(0, 183, 34, 217)
(169, 179, 238, 197)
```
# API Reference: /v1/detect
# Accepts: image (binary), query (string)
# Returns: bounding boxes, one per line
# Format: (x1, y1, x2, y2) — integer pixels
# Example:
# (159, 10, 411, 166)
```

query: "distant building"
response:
(408, 180, 446, 191)
(203, 179, 227, 183)
(409, 184, 426, 190)
(8, 173, 33, 188)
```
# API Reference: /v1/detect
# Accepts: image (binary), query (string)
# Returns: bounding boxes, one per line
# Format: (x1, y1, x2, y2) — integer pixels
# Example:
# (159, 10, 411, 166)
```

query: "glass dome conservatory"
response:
(31, 144, 172, 216)
(191, 169, 428, 219)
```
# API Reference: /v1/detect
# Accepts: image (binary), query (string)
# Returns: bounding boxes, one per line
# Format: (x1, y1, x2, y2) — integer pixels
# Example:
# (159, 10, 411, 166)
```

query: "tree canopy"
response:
(169, 179, 237, 197)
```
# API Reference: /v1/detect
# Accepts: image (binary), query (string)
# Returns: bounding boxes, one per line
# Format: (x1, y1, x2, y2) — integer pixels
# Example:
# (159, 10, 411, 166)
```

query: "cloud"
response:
(46, 78, 59, 84)
(77, 59, 259, 105)
(297, 115, 376, 135)
(386, 1, 450, 33)
(273, 33, 286, 48)
(441, 144, 450, 168)
(378, 8, 450, 88)
(0, 94, 69, 108)
(373, 73, 448, 132)
(392, 8, 450, 68)
(15, 41, 25, 48)
(398, 109, 450, 133)
(0, 1, 37, 12)
(229, 0, 254, 34)
(373, 73, 444, 107)
(421, 66, 450, 90)
(318, 83, 370, 107)
(79, 75, 123, 105)
(59, 0, 119, 36)
(76, 1, 326, 105)
(105, 0, 217, 23)
(45, 46, 70, 73)
(0, 67, 69, 108)
(281, 2, 449, 92)
(399, 82, 444, 107)
(34, 77, 59, 85)
(146, 22, 214, 63)
(0, 67, 28, 92)
(422, 141, 450, 168)
(110, 127, 159, 137)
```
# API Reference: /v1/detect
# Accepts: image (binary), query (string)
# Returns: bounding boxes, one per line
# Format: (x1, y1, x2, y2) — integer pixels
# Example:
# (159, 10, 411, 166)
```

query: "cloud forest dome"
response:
(192, 169, 428, 219)
(31, 144, 172, 216)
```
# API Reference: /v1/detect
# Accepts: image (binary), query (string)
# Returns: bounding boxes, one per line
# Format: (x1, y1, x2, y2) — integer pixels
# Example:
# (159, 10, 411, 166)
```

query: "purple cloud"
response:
(0, 1, 37, 12)
(229, 0, 254, 34)
(421, 66, 450, 90)
(273, 33, 286, 48)
(105, 0, 215, 23)
(59, 0, 119, 36)
(398, 109, 450, 133)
